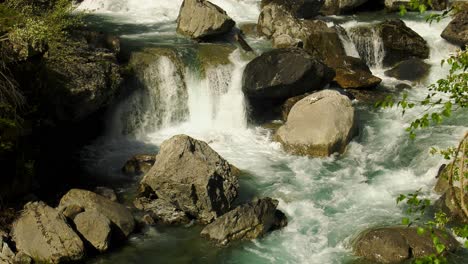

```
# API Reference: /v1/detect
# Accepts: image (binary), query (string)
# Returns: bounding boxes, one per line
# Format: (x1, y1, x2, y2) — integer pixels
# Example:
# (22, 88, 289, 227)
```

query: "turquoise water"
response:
(78, 1, 468, 263)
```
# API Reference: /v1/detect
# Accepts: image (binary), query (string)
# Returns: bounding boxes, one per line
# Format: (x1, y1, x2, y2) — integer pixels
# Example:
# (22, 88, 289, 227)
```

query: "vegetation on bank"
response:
(378, 1, 468, 263)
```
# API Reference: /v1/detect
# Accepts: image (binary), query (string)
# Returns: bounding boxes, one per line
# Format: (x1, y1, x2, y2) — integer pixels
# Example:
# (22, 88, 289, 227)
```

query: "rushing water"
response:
(78, 1, 468, 263)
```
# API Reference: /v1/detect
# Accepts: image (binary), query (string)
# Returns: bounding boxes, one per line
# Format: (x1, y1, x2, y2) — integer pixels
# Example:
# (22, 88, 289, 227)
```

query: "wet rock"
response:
(435, 187, 468, 224)
(321, 0, 369, 15)
(242, 48, 334, 100)
(94, 187, 118, 202)
(12, 201, 85, 263)
(354, 226, 459, 263)
(332, 56, 382, 89)
(275, 90, 356, 157)
(379, 19, 430, 66)
(200, 198, 287, 245)
(141, 135, 239, 224)
(134, 197, 190, 225)
(434, 164, 449, 195)
(122, 154, 156, 176)
(261, 0, 324, 18)
(141, 214, 156, 226)
(59, 189, 135, 237)
(384, 58, 430, 81)
(74, 210, 112, 252)
(239, 23, 258, 37)
(441, 11, 468, 48)
(176, 0, 235, 40)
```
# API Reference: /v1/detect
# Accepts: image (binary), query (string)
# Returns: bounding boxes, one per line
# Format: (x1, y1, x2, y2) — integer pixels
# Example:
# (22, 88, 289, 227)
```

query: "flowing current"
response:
(78, 1, 468, 263)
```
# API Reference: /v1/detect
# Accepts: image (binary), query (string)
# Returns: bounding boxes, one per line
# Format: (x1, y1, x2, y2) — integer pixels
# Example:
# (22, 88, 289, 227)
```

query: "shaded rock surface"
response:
(242, 48, 334, 100)
(94, 187, 118, 202)
(59, 189, 135, 237)
(74, 210, 112, 252)
(12, 201, 85, 263)
(441, 11, 468, 48)
(200, 198, 287, 245)
(122, 154, 156, 176)
(332, 56, 382, 89)
(134, 197, 190, 225)
(261, 0, 324, 18)
(435, 187, 468, 224)
(321, 0, 369, 15)
(176, 0, 235, 39)
(384, 58, 431, 81)
(354, 226, 459, 263)
(276, 90, 356, 157)
(141, 135, 239, 224)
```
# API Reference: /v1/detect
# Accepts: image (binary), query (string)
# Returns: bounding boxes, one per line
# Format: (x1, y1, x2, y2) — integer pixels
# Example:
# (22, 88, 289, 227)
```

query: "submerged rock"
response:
(12, 201, 85, 263)
(441, 11, 468, 48)
(74, 210, 112, 252)
(242, 48, 334, 100)
(59, 189, 135, 237)
(122, 154, 156, 176)
(275, 90, 356, 157)
(141, 135, 239, 224)
(384, 58, 431, 82)
(134, 197, 190, 225)
(354, 226, 459, 263)
(176, 0, 235, 39)
(200, 198, 287, 245)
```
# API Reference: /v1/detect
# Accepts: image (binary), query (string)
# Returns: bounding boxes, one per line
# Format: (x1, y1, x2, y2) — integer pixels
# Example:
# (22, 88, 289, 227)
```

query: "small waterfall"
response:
(346, 25, 385, 69)
(117, 56, 188, 137)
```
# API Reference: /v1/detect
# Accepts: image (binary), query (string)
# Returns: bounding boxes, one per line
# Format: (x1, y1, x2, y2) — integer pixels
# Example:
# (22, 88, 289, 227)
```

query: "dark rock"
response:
(94, 187, 118, 202)
(434, 164, 449, 195)
(122, 153, 155, 176)
(134, 197, 190, 225)
(332, 56, 382, 89)
(12, 201, 85, 263)
(379, 19, 430, 66)
(435, 187, 468, 224)
(141, 135, 239, 224)
(242, 48, 334, 100)
(176, 0, 235, 39)
(384, 58, 430, 81)
(441, 11, 468, 48)
(395, 83, 412, 90)
(58, 189, 135, 237)
(354, 226, 459, 263)
(78, 31, 121, 54)
(200, 198, 287, 245)
(321, 0, 369, 15)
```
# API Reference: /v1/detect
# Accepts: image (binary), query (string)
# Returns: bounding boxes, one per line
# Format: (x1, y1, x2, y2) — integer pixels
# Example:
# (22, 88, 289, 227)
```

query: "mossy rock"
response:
(129, 47, 185, 73)
(197, 43, 235, 68)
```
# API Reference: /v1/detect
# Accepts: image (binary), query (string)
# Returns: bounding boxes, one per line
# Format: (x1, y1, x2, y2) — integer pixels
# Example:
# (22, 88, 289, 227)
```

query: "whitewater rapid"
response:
(77, 1, 468, 263)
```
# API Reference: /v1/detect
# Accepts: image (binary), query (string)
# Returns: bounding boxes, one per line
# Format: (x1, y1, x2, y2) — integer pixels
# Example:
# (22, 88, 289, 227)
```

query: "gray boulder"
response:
(242, 48, 334, 100)
(200, 198, 287, 245)
(141, 135, 239, 224)
(58, 189, 135, 237)
(441, 11, 468, 48)
(176, 0, 235, 39)
(74, 210, 112, 252)
(134, 197, 190, 225)
(354, 226, 459, 263)
(384, 58, 431, 82)
(12, 201, 85, 263)
(275, 90, 356, 157)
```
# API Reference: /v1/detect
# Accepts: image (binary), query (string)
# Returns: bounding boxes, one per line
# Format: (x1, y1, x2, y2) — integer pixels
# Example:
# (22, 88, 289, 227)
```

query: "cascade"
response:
(346, 25, 385, 69)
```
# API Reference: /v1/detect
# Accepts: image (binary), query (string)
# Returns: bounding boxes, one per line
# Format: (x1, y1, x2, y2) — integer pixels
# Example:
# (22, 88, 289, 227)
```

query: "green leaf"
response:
(402, 217, 410, 225)
(435, 243, 445, 254)
(417, 227, 426, 235)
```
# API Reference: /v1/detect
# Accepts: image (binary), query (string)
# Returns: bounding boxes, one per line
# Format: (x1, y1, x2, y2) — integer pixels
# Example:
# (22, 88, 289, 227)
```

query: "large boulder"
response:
(242, 48, 335, 100)
(354, 226, 459, 263)
(141, 135, 239, 224)
(12, 202, 85, 263)
(176, 0, 235, 39)
(58, 189, 135, 237)
(200, 198, 287, 245)
(379, 19, 430, 66)
(261, 0, 324, 18)
(384, 58, 431, 82)
(441, 11, 468, 48)
(275, 90, 356, 157)
(332, 56, 382, 89)
(321, 0, 369, 15)
(74, 210, 112, 252)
